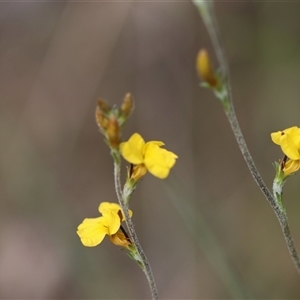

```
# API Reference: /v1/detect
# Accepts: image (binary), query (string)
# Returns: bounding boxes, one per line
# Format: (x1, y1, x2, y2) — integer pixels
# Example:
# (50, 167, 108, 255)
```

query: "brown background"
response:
(1, 1, 300, 299)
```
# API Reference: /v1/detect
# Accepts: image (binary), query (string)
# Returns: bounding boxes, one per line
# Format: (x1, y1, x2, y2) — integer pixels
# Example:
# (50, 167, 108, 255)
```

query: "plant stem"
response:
(193, 0, 300, 274)
(226, 104, 300, 273)
(113, 157, 158, 300)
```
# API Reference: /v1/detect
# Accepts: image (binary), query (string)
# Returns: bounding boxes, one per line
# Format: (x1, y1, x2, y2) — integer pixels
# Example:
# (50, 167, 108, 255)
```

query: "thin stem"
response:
(113, 157, 158, 300)
(226, 105, 300, 273)
(193, 1, 300, 274)
(226, 106, 276, 208)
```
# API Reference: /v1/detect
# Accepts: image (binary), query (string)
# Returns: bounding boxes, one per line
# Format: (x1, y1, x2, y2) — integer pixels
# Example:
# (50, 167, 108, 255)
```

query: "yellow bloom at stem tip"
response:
(271, 126, 300, 176)
(120, 133, 178, 179)
(271, 126, 300, 160)
(77, 202, 132, 248)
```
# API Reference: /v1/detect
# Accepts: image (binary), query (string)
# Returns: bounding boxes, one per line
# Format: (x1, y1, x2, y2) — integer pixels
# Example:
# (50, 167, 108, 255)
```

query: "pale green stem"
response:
(272, 177, 285, 212)
(193, 0, 300, 274)
(226, 105, 300, 273)
(113, 156, 158, 300)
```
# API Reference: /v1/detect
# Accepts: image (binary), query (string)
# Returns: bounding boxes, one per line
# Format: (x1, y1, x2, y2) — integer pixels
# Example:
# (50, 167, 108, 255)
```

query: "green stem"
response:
(113, 156, 158, 300)
(193, 0, 300, 274)
(272, 178, 285, 212)
(226, 104, 300, 273)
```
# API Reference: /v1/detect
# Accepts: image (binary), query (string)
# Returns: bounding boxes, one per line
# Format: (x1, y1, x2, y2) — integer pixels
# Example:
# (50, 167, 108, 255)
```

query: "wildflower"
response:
(77, 202, 132, 248)
(271, 126, 300, 176)
(120, 133, 178, 180)
(271, 127, 300, 160)
(196, 49, 218, 87)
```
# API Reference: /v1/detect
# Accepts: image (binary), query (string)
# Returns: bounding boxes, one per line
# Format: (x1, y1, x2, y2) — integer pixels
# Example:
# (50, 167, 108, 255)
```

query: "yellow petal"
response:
(131, 164, 148, 181)
(77, 217, 108, 247)
(271, 131, 282, 145)
(279, 132, 300, 160)
(114, 205, 133, 221)
(109, 230, 131, 248)
(120, 133, 145, 164)
(271, 127, 300, 150)
(284, 126, 300, 149)
(146, 141, 165, 147)
(283, 126, 299, 135)
(99, 202, 133, 223)
(144, 143, 178, 179)
(97, 203, 120, 235)
(103, 211, 121, 235)
(99, 202, 121, 215)
(283, 159, 300, 176)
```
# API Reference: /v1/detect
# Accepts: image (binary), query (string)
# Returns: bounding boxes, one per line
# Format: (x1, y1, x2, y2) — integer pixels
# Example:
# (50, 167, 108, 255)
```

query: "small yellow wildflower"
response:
(271, 126, 300, 160)
(120, 133, 178, 179)
(77, 202, 132, 247)
(271, 126, 300, 176)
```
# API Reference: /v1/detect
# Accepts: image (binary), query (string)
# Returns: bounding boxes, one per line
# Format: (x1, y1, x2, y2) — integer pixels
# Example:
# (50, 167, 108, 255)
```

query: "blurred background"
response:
(1, 1, 300, 299)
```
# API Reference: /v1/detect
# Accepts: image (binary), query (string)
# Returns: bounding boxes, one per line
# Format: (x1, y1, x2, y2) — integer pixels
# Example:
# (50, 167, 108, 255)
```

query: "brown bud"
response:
(106, 116, 120, 148)
(95, 107, 108, 132)
(121, 93, 134, 119)
(97, 98, 111, 114)
(196, 49, 218, 87)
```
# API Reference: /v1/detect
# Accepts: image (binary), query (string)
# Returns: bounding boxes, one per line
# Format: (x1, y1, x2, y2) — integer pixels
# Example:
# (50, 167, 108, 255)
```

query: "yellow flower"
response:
(77, 202, 132, 247)
(271, 126, 300, 160)
(271, 126, 300, 176)
(120, 133, 178, 179)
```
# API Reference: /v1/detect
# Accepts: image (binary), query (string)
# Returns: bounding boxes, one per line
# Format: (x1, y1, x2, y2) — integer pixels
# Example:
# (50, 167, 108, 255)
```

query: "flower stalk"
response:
(77, 94, 165, 300)
(113, 157, 158, 300)
(193, 0, 300, 274)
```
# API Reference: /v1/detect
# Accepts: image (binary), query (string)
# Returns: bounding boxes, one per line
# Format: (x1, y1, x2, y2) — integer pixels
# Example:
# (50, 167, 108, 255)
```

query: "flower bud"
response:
(106, 116, 120, 148)
(196, 49, 218, 87)
(97, 98, 111, 114)
(95, 107, 108, 133)
(121, 93, 134, 118)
